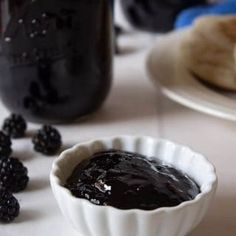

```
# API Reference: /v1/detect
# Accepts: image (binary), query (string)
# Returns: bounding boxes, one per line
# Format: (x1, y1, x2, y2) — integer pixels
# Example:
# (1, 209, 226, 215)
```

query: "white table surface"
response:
(1, 34, 236, 236)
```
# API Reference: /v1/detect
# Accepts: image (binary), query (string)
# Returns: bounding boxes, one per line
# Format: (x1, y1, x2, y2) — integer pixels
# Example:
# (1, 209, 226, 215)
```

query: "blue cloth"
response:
(175, 1, 236, 29)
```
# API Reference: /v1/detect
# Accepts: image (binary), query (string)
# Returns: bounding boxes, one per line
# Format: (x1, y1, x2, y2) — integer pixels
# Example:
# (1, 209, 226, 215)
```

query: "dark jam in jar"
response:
(65, 150, 200, 210)
(0, 0, 113, 123)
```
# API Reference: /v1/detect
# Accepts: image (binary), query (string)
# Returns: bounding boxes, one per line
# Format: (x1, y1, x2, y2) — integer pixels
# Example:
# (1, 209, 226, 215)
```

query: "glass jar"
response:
(0, 0, 113, 123)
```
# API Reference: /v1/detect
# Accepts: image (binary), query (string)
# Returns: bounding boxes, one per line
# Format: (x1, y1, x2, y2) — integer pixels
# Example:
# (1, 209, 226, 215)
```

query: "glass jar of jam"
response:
(0, 0, 113, 123)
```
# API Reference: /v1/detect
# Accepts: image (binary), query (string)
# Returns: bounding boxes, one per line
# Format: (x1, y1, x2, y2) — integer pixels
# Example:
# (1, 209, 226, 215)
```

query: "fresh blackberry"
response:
(0, 157, 29, 193)
(2, 114, 27, 138)
(0, 189, 20, 223)
(0, 131, 12, 158)
(32, 125, 62, 155)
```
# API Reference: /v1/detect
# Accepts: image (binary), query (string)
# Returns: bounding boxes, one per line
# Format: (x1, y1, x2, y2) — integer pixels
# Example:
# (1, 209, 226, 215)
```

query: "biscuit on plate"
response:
(179, 15, 236, 90)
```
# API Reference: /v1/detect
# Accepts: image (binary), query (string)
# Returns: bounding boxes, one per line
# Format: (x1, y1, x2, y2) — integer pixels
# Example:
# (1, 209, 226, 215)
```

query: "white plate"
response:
(147, 29, 236, 122)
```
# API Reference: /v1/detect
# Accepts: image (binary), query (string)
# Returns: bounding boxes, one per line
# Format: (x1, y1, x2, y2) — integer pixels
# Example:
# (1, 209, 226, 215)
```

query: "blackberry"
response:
(0, 189, 20, 223)
(0, 131, 12, 158)
(0, 157, 29, 193)
(32, 125, 62, 155)
(2, 114, 27, 138)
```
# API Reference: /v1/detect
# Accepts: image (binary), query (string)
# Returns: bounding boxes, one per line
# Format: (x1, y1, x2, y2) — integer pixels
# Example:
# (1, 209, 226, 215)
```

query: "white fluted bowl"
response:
(50, 136, 217, 236)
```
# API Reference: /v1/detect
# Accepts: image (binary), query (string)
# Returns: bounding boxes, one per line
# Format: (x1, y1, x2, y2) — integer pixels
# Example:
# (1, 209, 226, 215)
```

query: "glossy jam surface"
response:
(0, 0, 112, 123)
(65, 150, 200, 210)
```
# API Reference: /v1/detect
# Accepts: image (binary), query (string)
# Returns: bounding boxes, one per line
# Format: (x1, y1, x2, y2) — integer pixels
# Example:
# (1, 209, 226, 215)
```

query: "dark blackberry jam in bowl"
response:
(65, 149, 200, 210)
(50, 136, 217, 236)
(0, 0, 113, 123)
